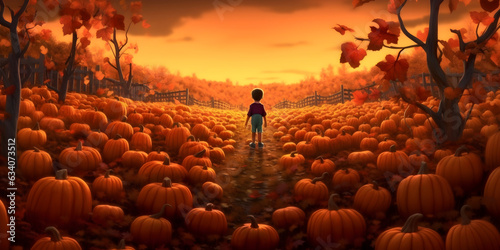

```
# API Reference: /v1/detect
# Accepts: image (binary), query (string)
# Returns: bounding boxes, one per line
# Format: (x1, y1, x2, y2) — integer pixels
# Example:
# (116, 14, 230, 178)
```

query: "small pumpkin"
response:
(178, 135, 209, 161)
(188, 165, 216, 185)
(91, 204, 124, 227)
(59, 141, 102, 174)
(165, 122, 191, 155)
(181, 149, 212, 171)
(332, 168, 361, 192)
(294, 172, 329, 206)
(202, 181, 223, 200)
(18, 147, 53, 182)
(311, 156, 336, 176)
(279, 151, 305, 173)
(31, 226, 82, 250)
(130, 204, 172, 248)
(102, 134, 129, 164)
(138, 158, 188, 184)
(121, 150, 148, 169)
(92, 170, 123, 201)
(209, 146, 225, 163)
(185, 203, 227, 241)
(17, 122, 47, 150)
(85, 129, 108, 149)
(105, 117, 134, 141)
(146, 148, 170, 162)
(353, 181, 391, 218)
(377, 144, 413, 176)
(191, 123, 210, 141)
(130, 125, 152, 152)
(272, 206, 305, 229)
(231, 215, 279, 250)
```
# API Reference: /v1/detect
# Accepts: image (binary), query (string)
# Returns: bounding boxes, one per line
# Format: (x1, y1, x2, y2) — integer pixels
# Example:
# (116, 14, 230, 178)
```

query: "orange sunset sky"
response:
(9, 0, 485, 85)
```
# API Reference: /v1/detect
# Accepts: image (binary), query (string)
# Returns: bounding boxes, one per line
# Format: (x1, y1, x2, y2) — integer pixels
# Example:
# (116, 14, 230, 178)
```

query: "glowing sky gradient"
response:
(35, 0, 481, 85)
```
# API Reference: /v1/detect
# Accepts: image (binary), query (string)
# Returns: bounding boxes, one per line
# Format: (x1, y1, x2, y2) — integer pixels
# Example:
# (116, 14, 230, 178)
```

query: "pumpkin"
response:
(360, 137, 379, 151)
(20, 99, 35, 116)
(348, 150, 376, 166)
(332, 130, 353, 151)
(375, 213, 444, 250)
(182, 149, 212, 171)
(31, 227, 82, 250)
(436, 145, 483, 195)
(188, 165, 216, 185)
(202, 181, 223, 200)
(87, 109, 108, 131)
(209, 146, 225, 163)
(17, 115, 33, 130)
(310, 129, 330, 154)
(0, 200, 8, 250)
(102, 134, 129, 164)
(485, 130, 500, 171)
(307, 194, 366, 248)
(446, 205, 500, 250)
(178, 135, 209, 161)
(159, 113, 174, 128)
(146, 148, 170, 162)
(18, 147, 53, 182)
(121, 150, 148, 169)
(353, 181, 391, 218)
(296, 140, 318, 158)
(105, 117, 134, 141)
(104, 98, 128, 121)
(30, 110, 45, 123)
(434, 148, 453, 162)
(207, 133, 223, 147)
(272, 206, 306, 229)
(377, 145, 413, 176)
(165, 122, 191, 155)
(332, 168, 361, 192)
(59, 141, 102, 174)
(92, 170, 123, 201)
(397, 162, 455, 218)
(91, 204, 124, 227)
(26, 169, 92, 230)
(294, 172, 329, 206)
(69, 123, 91, 138)
(378, 137, 397, 152)
(185, 203, 227, 241)
(110, 239, 135, 250)
(408, 151, 430, 170)
(130, 204, 172, 248)
(221, 144, 235, 154)
(380, 118, 398, 135)
(311, 156, 336, 176)
(130, 125, 152, 152)
(282, 142, 297, 152)
(39, 117, 65, 131)
(17, 122, 47, 150)
(85, 129, 108, 150)
(231, 215, 279, 250)
(484, 166, 500, 218)
(139, 158, 188, 184)
(127, 110, 143, 127)
(191, 123, 210, 141)
(136, 177, 193, 218)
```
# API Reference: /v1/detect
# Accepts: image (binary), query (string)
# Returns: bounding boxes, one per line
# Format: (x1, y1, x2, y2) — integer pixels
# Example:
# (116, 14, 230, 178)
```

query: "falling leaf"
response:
(107, 91, 114, 96)
(83, 76, 90, 85)
(108, 14, 125, 30)
(142, 20, 151, 29)
(40, 45, 48, 55)
(95, 71, 105, 81)
(417, 27, 429, 42)
(131, 14, 143, 24)
(43, 79, 51, 84)
(333, 24, 354, 35)
(130, 1, 143, 13)
(80, 37, 91, 49)
(376, 54, 409, 82)
(96, 27, 114, 41)
(352, 0, 375, 8)
(352, 90, 368, 105)
(450, 0, 472, 13)
(470, 11, 495, 25)
(340, 42, 367, 68)
(367, 19, 400, 51)
(96, 88, 107, 96)
(480, 0, 499, 12)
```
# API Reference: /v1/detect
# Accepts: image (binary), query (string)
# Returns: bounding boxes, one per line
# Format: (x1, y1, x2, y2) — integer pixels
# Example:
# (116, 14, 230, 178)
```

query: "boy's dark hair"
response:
(251, 88, 264, 101)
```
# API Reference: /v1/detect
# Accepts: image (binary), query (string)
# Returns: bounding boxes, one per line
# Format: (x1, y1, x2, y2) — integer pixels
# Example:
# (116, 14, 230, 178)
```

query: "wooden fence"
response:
(0, 53, 238, 110)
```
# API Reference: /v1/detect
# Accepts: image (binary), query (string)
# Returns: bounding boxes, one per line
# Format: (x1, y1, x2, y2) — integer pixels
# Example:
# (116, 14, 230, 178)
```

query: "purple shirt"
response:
(247, 102, 267, 117)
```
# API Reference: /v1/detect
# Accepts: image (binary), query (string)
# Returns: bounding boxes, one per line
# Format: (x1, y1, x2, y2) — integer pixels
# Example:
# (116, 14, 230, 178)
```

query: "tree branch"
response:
(458, 53, 477, 89)
(20, 24, 31, 57)
(13, 0, 29, 20)
(107, 40, 117, 58)
(107, 61, 118, 71)
(119, 22, 132, 53)
(397, 0, 425, 47)
(0, 1, 10, 26)
(450, 29, 466, 51)
(127, 63, 133, 83)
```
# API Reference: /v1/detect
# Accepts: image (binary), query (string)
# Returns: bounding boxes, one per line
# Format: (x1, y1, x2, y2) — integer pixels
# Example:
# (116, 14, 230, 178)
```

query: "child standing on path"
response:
(245, 88, 267, 148)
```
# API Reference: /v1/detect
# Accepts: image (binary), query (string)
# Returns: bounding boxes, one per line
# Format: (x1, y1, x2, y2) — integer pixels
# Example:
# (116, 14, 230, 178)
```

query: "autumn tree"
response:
(0, 0, 35, 159)
(336, 0, 500, 142)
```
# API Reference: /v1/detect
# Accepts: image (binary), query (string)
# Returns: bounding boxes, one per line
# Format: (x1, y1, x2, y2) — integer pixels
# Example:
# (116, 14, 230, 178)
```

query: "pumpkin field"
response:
(2, 0, 500, 249)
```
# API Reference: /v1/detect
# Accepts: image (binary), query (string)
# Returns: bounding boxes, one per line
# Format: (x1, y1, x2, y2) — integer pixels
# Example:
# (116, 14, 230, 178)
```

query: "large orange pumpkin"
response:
(102, 134, 129, 164)
(139, 158, 188, 184)
(185, 203, 227, 241)
(0, 200, 8, 250)
(18, 147, 53, 182)
(17, 122, 47, 150)
(31, 227, 82, 250)
(353, 181, 391, 218)
(485, 130, 500, 171)
(231, 215, 279, 250)
(377, 144, 413, 176)
(130, 204, 172, 248)
(165, 122, 191, 155)
(272, 206, 306, 229)
(59, 141, 102, 174)
(294, 172, 329, 206)
(484, 166, 500, 218)
(92, 170, 123, 201)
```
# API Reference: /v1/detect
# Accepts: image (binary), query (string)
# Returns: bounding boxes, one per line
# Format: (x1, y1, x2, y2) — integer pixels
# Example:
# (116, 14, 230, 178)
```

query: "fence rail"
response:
(0, 53, 239, 110)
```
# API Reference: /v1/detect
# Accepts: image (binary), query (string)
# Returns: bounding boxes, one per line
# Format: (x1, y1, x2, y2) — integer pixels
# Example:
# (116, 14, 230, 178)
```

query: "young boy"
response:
(245, 88, 267, 148)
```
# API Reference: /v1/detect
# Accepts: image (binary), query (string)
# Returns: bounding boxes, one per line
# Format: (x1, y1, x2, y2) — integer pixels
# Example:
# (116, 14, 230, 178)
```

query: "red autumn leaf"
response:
(249, 190, 261, 199)
(417, 27, 429, 42)
(108, 14, 125, 30)
(439, 40, 457, 62)
(376, 54, 409, 82)
(352, 90, 368, 106)
(39, 29, 52, 41)
(43, 0, 59, 10)
(340, 42, 367, 68)
(142, 20, 151, 29)
(96, 88, 107, 96)
(352, 0, 375, 8)
(333, 24, 354, 35)
(415, 86, 431, 101)
(60, 15, 82, 35)
(369, 88, 381, 100)
(96, 27, 114, 41)
(367, 19, 400, 51)
(470, 11, 495, 25)
(450, 0, 472, 13)
(80, 37, 91, 49)
(130, 1, 142, 13)
(1, 85, 15, 95)
(480, 0, 499, 12)
(387, 0, 404, 14)
(131, 14, 143, 24)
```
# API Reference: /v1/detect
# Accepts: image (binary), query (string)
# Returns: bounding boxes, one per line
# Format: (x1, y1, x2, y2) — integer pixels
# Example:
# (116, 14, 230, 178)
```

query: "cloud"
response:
(166, 36, 194, 43)
(269, 41, 308, 48)
(262, 69, 315, 75)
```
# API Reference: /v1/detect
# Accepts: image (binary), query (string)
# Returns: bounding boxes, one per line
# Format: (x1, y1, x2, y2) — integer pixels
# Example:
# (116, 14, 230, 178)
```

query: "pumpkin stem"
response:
(173, 122, 180, 128)
(155, 147, 162, 154)
(194, 149, 206, 158)
(162, 177, 172, 187)
(117, 239, 126, 249)
(389, 144, 396, 152)
(139, 124, 144, 133)
(150, 204, 172, 219)
(455, 145, 469, 157)
(460, 205, 472, 225)
(417, 162, 428, 175)
(187, 135, 195, 142)
(315, 156, 324, 163)
(401, 213, 423, 233)
(248, 215, 259, 228)
(33, 122, 40, 130)
(341, 130, 346, 136)
(162, 157, 171, 165)
(328, 194, 340, 211)
(33, 147, 40, 152)
(290, 151, 298, 157)
(206, 203, 214, 211)
(45, 226, 63, 242)
(114, 134, 122, 140)
(383, 137, 389, 141)
(55, 169, 68, 180)
(344, 168, 350, 174)
(76, 141, 83, 151)
(121, 116, 127, 122)
(202, 165, 208, 170)
(104, 169, 112, 178)
(372, 181, 379, 190)
(312, 172, 328, 184)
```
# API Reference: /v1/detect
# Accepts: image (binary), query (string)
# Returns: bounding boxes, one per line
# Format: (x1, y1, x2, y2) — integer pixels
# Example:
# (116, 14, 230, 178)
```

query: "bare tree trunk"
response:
(58, 31, 78, 103)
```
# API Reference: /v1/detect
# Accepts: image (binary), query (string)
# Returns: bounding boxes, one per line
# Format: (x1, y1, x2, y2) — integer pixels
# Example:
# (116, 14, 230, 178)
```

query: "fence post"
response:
(38, 53, 45, 86)
(211, 97, 215, 108)
(341, 85, 344, 104)
(185, 88, 189, 105)
(314, 91, 318, 106)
